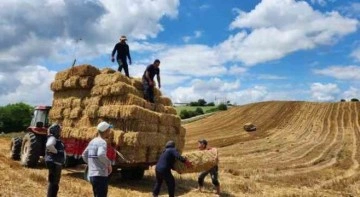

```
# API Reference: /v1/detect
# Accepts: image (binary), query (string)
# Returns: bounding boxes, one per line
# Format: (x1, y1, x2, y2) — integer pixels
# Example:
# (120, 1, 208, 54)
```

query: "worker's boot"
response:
(215, 186, 220, 195)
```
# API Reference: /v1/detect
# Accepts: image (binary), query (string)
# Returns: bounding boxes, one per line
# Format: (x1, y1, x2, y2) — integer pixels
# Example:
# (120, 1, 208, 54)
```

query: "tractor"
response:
(10, 106, 51, 167)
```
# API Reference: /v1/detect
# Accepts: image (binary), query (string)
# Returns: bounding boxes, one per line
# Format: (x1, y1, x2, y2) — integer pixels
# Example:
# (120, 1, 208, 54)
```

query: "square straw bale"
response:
(130, 78, 143, 91)
(173, 148, 219, 174)
(68, 64, 100, 77)
(117, 146, 147, 163)
(159, 113, 181, 128)
(158, 125, 177, 135)
(55, 70, 70, 80)
(50, 80, 64, 91)
(158, 96, 173, 106)
(122, 132, 166, 147)
(164, 106, 177, 115)
(84, 105, 99, 118)
(79, 76, 94, 89)
(69, 107, 82, 119)
(53, 89, 90, 99)
(63, 76, 80, 89)
(94, 73, 131, 86)
(124, 120, 158, 133)
(49, 107, 64, 120)
(101, 67, 116, 74)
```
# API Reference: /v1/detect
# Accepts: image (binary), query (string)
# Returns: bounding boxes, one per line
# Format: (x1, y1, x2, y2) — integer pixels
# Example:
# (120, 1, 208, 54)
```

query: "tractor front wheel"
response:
(21, 133, 40, 167)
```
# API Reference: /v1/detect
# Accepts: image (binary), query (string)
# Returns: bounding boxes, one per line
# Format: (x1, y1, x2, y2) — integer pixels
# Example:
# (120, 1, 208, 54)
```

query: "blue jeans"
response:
(90, 176, 108, 197)
(152, 170, 175, 197)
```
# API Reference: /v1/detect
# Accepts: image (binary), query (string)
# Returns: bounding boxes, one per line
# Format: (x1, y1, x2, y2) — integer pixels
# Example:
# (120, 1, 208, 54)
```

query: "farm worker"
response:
(152, 140, 192, 197)
(142, 59, 161, 103)
(45, 123, 66, 197)
(111, 35, 132, 77)
(82, 121, 113, 197)
(197, 139, 220, 195)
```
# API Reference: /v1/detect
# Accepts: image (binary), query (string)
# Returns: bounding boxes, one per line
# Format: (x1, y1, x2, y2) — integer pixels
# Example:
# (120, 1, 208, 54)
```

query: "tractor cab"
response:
(27, 106, 51, 135)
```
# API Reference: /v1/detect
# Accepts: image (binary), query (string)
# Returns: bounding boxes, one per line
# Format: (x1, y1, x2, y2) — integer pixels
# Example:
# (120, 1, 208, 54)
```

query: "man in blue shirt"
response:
(152, 140, 192, 197)
(111, 35, 132, 77)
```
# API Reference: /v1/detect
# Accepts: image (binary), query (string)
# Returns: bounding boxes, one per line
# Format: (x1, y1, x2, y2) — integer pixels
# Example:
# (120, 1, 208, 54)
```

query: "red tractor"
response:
(10, 106, 51, 167)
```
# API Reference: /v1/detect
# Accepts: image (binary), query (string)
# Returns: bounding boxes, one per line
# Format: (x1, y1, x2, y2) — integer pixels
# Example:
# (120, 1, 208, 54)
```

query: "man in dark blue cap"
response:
(152, 140, 192, 197)
(45, 123, 66, 197)
(197, 139, 220, 195)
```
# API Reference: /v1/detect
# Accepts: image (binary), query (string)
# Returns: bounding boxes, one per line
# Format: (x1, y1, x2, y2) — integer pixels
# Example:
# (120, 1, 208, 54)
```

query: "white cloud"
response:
(310, 82, 340, 101)
(257, 74, 287, 80)
(222, 0, 358, 65)
(313, 65, 360, 80)
(0, 65, 56, 106)
(310, 0, 334, 6)
(182, 31, 203, 43)
(351, 48, 360, 61)
(342, 86, 360, 100)
(228, 66, 247, 75)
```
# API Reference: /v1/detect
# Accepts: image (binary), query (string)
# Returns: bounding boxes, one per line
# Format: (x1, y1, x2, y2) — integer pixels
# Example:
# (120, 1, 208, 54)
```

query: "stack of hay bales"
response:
(244, 122, 256, 132)
(49, 65, 185, 164)
(173, 148, 218, 174)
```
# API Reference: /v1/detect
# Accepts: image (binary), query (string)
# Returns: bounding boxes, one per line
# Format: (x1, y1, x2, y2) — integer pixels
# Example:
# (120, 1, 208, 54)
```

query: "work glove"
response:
(184, 160, 193, 168)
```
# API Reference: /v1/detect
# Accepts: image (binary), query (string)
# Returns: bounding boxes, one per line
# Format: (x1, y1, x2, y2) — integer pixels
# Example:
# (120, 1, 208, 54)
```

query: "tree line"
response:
(0, 103, 33, 133)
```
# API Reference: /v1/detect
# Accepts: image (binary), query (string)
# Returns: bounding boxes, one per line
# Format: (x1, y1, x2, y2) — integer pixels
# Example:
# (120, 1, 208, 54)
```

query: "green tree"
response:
(340, 99, 346, 102)
(207, 102, 215, 106)
(197, 99, 207, 106)
(0, 102, 33, 133)
(180, 109, 190, 119)
(351, 98, 359, 102)
(195, 107, 204, 115)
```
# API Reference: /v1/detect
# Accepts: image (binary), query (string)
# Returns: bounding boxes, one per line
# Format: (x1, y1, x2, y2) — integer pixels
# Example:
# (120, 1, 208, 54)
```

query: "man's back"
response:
(82, 137, 109, 177)
(112, 42, 130, 60)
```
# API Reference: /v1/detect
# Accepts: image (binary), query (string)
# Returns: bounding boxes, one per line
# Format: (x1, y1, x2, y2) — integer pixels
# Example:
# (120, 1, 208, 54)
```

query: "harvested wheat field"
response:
(1, 101, 360, 196)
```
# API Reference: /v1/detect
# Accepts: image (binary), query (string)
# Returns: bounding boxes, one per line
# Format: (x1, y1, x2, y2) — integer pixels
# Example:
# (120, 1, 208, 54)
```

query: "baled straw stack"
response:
(173, 148, 218, 174)
(159, 114, 181, 128)
(164, 106, 177, 115)
(122, 132, 166, 147)
(50, 80, 64, 91)
(53, 89, 90, 99)
(49, 107, 64, 120)
(52, 97, 74, 108)
(83, 105, 99, 118)
(101, 67, 116, 74)
(123, 120, 158, 133)
(112, 130, 125, 147)
(79, 76, 94, 89)
(94, 73, 131, 86)
(70, 107, 82, 119)
(63, 76, 80, 89)
(91, 82, 141, 97)
(158, 96, 172, 106)
(118, 146, 147, 163)
(68, 64, 100, 77)
(83, 96, 102, 106)
(131, 78, 143, 91)
(101, 94, 146, 107)
(158, 125, 177, 135)
(55, 70, 70, 81)
(98, 105, 160, 123)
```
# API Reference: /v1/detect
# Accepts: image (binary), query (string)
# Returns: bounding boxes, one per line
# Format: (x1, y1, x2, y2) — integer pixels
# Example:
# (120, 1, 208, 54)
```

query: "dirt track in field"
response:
(1, 101, 360, 196)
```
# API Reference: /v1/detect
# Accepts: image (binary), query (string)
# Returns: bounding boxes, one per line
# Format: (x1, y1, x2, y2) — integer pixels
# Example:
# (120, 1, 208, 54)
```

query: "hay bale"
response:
(179, 126, 186, 137)
(159, 114, 181, 128)
(110, 82, 141, 97)
(53, 89, 90, 99)
(50, 80, 64, 91)
(83, 96, 102, 106)
(62, 119, 76, 127)
(98, 105, 160, 123)
(62, 108, 71, 119)
(124, 120, 158, 133)
(122, 132, 166, 147)
(71, 98, 82, 108)
(158, 125, 177, 135)
(63, 76, 80, 89)
(79, 76, 94, 89)
(153, 103, 166, 113)
(147, 147, 161, 163)
(69, 64, 100, 77)
(101, 68, 116, 74)
(94, 73, 131, 86)
(118, 146, 147, 163)
(49, 107, 64, 119)
(159, 96, 172, 106)
(173, 148, 218, 174)
(77, 116, 93, 128)
(244, 122, 256, 132)
(55, 70, 69, 80)
(84, 105, 99, 118)
(131, 78, 143, 91)
(52, 97, 73, 108)
(70, 107, 82, 119)
(113, 130, 125, 147)
(164, 106, 177, 115)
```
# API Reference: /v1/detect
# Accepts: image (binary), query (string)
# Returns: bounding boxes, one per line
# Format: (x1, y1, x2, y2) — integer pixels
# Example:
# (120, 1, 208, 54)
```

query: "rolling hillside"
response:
(1, 101, 360, 196)
(184, 101, 360, 196)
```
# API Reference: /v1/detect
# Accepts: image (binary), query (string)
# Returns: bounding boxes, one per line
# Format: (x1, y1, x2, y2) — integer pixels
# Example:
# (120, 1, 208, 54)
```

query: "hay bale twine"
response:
(244, 122, 256, 132)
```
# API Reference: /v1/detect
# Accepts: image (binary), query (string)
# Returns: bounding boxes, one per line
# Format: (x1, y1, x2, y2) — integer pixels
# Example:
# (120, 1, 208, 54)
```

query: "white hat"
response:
(120, 35, 127, 41)
(97, 121, 112, 132)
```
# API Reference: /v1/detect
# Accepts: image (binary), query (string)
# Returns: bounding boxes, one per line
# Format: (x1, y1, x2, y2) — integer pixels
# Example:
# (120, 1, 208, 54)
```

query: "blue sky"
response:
(0, 0, 359, 106)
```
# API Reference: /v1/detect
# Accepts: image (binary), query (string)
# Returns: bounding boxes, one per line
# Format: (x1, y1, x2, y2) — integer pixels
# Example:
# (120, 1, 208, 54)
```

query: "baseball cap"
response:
(97, 121, 113, 132)
(198, 139, 208, 146)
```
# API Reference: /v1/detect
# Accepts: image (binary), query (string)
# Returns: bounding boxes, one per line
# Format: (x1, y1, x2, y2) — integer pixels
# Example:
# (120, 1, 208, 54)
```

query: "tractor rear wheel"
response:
(10, 137, 22, 160)
(121, 167, 145, 180)
(21, 133, 40, 167)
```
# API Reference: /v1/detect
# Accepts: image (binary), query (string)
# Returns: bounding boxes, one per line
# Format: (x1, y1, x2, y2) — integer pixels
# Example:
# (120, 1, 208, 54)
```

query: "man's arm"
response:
(171, 149, 186, 163)
(46, 136, 57, 154)
(82, 146, 89, 164)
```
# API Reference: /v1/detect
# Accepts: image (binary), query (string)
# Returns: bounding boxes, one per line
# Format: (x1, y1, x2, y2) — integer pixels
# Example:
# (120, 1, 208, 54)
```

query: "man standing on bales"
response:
(152, 140, 192, 197)
(197, 139, 221, 195)
(111, 35, 132, 77)
(45, 124, 66, 197)
(82, 121, 113, 197)
(142, 59, 161, 103)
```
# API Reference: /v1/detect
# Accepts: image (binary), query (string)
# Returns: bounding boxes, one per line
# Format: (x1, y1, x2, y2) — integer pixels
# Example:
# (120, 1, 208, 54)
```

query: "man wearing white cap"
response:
(82, 121, 113, 197)
(111, 35, 132, 77)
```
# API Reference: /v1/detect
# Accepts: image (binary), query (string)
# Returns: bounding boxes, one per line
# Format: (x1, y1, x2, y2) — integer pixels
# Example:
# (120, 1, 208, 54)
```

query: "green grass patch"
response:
(175, 106, 218, 115)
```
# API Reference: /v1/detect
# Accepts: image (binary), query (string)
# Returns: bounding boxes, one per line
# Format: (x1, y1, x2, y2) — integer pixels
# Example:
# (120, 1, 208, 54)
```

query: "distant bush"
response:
(205, 108, 219, 113)
(180, 110, 190, 119)
(189, 102, 198, 106)
(195, 107, 204, 115)
(207, 102, 215, 106)
(340, 99, 346, 102)
(218, 103, 228, 111)
(198, 99, 207, 106)
(351, 98, 359, 102)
